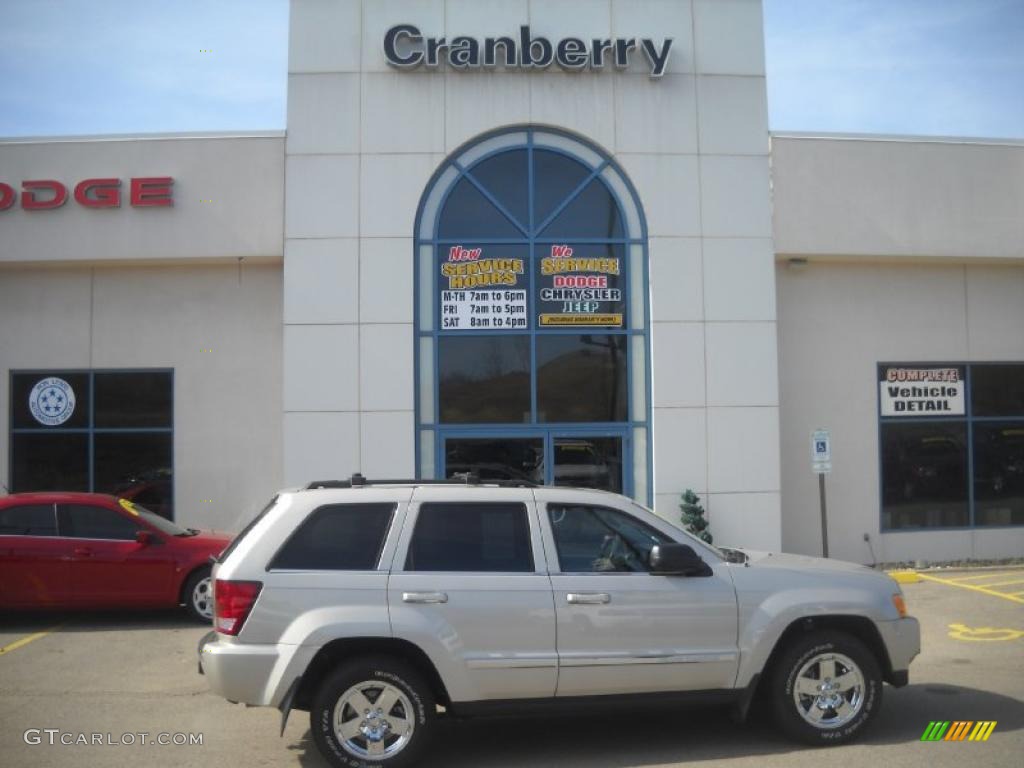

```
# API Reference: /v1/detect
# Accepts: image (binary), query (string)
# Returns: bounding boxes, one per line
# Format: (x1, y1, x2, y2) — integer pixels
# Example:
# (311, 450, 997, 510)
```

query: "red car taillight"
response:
(214, 579, 262, 636)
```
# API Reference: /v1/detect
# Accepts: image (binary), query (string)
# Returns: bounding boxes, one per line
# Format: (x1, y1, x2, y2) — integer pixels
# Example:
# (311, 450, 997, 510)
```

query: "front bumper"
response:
(198, 632, 316, 708)
(876, 616, 921, 686)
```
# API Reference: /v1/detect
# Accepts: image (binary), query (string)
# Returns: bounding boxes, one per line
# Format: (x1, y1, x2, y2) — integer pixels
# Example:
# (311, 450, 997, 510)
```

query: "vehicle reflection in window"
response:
(550, 437, 623, 493)
(881, 424, 968, 528)
(974, 425, 1024, 526)
(444, 438, 543, 484)
(94, 433, 174, 520)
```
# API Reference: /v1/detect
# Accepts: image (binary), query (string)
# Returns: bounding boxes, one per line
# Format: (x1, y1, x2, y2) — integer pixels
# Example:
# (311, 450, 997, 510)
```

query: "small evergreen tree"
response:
(680, 489, 712, 544)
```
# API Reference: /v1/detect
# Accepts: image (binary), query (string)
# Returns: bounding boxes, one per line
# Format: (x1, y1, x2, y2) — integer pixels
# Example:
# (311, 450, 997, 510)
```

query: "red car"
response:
(0, 492, 232, 622)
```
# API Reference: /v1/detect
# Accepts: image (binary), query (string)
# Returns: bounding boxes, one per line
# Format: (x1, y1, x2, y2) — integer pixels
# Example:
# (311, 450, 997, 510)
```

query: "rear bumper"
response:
(197, 630, 216, 674)
(876, 616, 921, 686)
(198, 632, 316, 708)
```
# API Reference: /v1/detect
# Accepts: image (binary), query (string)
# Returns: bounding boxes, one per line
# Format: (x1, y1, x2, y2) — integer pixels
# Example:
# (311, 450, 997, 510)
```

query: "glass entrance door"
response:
(440, 432, 627, 494)
(551, 436, 624, 494)
(443, 436, 544, 485)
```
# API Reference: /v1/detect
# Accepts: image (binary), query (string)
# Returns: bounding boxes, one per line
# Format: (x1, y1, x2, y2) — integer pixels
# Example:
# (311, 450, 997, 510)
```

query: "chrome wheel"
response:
(333, 680, 415, 760)
(191, 576, 213, 620)
(792, 652, 865, 729)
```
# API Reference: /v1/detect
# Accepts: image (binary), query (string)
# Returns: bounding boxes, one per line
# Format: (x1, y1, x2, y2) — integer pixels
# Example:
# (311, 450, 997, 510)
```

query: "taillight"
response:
(214, 579, 262, 635)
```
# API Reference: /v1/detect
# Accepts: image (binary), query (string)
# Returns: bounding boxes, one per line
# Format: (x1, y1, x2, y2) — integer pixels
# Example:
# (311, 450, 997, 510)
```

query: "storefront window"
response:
(971, 364, 1024, 417)
(973, 423, 1024, 525)
(438, 336, 531, 424)
(879, 363, 1024, 529)
(9, 370, 174, 519)
(416, 128, 650, 500)
(536, 335, 627, 423)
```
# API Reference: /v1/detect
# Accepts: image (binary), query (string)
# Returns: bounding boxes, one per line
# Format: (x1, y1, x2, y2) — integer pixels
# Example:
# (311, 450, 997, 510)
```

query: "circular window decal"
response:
(28, 377, 76, 426)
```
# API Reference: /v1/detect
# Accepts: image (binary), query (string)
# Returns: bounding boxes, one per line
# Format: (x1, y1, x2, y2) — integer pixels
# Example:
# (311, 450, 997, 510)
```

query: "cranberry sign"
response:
(384, 24, 674, 77)
(0, 177, 174, 211)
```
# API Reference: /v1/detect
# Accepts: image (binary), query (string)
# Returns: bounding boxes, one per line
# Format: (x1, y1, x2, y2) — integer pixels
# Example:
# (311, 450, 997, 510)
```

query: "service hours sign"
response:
(438, 243, 628, 331)
(440, 245, 528, 330)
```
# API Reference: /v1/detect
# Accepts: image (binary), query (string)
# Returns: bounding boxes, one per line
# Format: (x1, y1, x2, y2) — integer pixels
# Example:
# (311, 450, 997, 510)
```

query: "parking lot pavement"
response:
(917, 569, 1024, 605)
(1, 570, 1022, 768)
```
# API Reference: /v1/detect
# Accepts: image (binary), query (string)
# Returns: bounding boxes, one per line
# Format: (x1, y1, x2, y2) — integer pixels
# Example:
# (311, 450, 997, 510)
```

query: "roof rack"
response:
(304, 472, 537, 490)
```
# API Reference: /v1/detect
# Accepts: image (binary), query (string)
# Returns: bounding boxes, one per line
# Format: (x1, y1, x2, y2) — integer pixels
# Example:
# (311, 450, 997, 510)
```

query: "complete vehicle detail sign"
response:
(385, 24, 674, 77)
(880, 366, 965, 416)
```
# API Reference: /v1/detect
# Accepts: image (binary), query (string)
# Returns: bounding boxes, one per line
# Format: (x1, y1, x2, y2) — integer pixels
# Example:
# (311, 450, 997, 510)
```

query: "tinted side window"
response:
(59, 504, 140, 540)
(406, 502, 533, 572)
(269, 503, 395, 571)
(0, 504, 57, 536)
(548, 504, 671, 572)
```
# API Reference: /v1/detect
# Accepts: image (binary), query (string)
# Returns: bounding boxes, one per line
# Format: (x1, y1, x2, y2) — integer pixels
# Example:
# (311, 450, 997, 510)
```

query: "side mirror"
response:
(135, 530, 153, 546)
(649, 543, 711, 576)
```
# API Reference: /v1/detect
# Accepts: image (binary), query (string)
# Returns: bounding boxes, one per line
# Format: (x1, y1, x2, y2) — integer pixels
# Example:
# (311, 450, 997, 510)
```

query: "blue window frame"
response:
(414, 127, 652, 503)
(9, 369, 175, 519)
(878, 362, 1024, 530)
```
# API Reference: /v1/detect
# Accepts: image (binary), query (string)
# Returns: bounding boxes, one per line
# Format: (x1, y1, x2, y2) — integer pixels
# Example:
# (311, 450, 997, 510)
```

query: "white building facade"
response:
(773, 134, 1024, 564)
(0, 0, 1020, 562)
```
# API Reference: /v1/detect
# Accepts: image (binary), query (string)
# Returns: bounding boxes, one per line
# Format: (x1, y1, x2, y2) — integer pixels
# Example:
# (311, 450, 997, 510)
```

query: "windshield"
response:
(118, 498, 187, 536)
(629, 501, 727, 560)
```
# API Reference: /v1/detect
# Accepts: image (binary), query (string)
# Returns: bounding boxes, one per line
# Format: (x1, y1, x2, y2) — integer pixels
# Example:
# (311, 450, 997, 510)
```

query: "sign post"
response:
(811, 428, 832, 558)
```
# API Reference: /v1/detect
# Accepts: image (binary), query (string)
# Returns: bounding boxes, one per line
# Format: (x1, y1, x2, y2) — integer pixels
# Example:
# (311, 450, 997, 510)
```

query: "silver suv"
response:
(199, 476, 920, 767)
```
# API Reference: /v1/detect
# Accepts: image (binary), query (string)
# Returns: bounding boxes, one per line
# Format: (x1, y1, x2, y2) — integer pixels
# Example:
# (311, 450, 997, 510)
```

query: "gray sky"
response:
(1, 0, 1021, 139)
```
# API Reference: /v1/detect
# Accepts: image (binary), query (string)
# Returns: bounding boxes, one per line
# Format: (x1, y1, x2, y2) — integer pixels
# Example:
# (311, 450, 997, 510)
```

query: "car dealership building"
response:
(1, 0, 1022, 564)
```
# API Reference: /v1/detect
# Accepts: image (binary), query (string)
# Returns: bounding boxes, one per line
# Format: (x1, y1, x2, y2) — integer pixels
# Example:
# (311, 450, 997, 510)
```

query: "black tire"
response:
(770, 630, 882, 746)
(311, 656, 434, 768)
(182, 567, 213, 624)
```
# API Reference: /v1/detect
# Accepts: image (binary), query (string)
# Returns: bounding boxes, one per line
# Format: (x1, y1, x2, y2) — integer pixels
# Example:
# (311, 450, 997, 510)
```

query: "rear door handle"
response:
(73, 547, 92, 557)
(567, 592, 611, 605)
(402, 591, 448, 604)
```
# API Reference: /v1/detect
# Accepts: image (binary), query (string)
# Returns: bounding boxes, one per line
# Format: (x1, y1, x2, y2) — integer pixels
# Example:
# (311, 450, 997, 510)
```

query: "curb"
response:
(887, 570, 922, 584)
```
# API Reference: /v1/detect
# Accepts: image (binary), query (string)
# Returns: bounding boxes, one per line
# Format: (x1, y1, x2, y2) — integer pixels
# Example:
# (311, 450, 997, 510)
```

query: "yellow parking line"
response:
(918, 573, 1024, 604)
(0, 625, 62, 656)
(945, 572, 1024, 582)
(975, 579, 1024, 589)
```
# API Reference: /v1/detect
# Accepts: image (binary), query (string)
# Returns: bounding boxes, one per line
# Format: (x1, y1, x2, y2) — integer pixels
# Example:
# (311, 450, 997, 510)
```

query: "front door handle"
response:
(402, 591, 448, 604)
(567, 592, 611, 605)
(73, 547, 92, 557)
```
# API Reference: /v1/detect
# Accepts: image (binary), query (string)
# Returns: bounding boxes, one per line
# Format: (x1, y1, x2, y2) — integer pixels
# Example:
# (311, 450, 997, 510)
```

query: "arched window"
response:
(414, 128, 651, 503)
